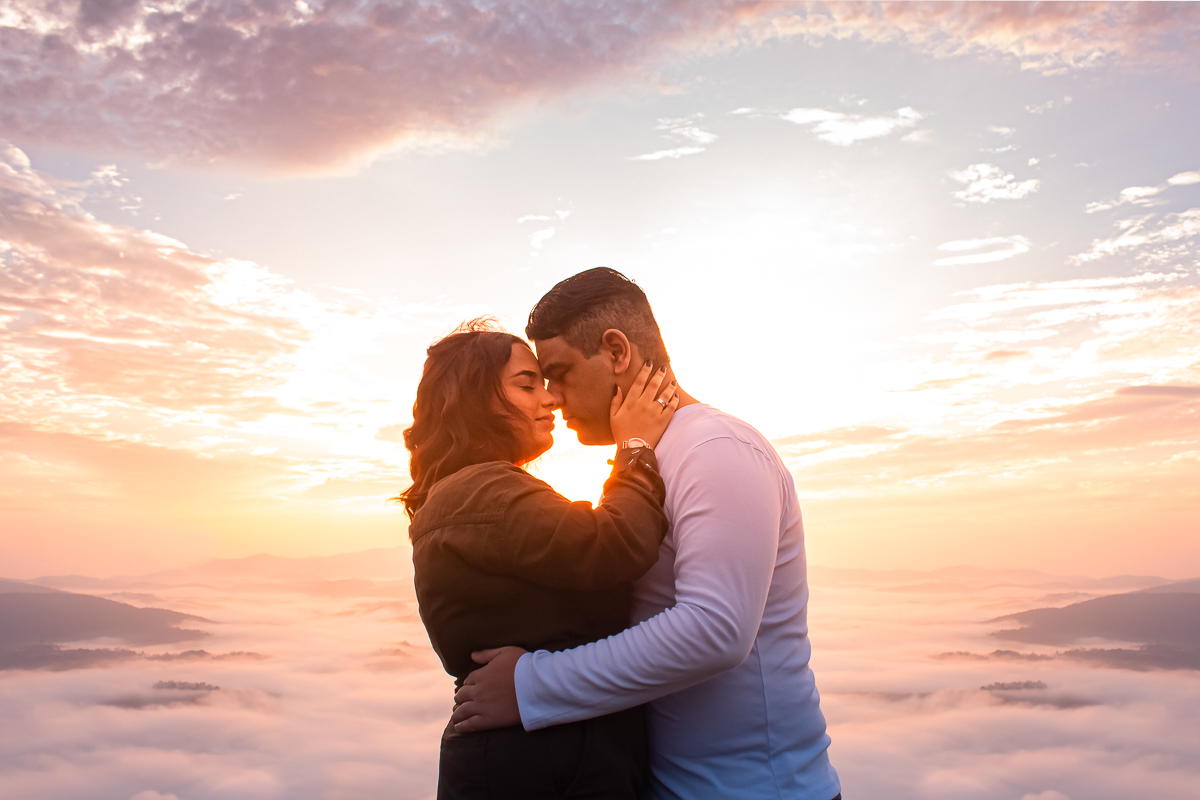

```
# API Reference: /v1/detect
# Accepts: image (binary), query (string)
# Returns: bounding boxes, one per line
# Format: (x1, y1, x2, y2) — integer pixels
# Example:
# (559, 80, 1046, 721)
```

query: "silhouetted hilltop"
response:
(0, 592, 210, 650)
(0, 578, 60, 595)
(810, 564, 1169, 592)
(992, 592, 1200, 648)
(1141, 578, 1200, 594)
(32, 546, 412, 592)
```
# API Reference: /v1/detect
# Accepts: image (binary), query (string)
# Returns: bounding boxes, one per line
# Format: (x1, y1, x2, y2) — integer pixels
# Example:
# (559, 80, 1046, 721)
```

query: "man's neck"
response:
(661, 365, 700, 408)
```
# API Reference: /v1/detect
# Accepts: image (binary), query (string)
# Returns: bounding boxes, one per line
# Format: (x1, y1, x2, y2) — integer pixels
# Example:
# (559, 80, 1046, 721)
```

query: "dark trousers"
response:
(437, 706, 649, 800)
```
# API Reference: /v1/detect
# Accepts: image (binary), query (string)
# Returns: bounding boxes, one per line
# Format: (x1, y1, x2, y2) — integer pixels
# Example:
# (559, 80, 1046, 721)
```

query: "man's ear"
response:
(600, 329, 635, 376)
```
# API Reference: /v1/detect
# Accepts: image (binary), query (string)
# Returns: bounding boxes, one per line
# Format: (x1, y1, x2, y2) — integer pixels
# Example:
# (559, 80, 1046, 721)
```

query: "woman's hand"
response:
(610, 361, 680, 448)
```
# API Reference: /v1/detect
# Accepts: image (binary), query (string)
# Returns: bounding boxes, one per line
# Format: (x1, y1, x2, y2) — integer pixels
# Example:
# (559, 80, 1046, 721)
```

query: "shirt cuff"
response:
(514, 650, 541, 731)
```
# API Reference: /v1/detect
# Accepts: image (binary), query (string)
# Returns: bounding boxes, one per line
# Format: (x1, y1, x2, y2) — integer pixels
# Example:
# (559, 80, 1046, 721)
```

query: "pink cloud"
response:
(0, 0, 770, 171)
(770, 1, 1200, 76)
(1, 3, 1196, 170)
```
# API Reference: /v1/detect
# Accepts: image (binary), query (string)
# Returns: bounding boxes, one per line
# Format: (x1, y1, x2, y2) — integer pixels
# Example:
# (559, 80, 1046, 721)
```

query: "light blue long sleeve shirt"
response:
(515, 405, 840, 799)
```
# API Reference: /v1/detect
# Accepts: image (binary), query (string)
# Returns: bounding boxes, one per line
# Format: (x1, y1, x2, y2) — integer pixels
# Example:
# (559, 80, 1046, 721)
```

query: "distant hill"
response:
(810, 564, 1169, 592)
(0, 578, 60, 595)
(33, 546, 412, 591)
(991, 592, 1200, 649)
(0, 592, 210, 650)
(1142, 578, 1200, 595)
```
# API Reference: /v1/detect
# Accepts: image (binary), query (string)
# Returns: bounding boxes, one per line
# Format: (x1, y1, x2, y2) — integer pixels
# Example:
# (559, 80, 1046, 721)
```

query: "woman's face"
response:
(501, 343, 557, 463)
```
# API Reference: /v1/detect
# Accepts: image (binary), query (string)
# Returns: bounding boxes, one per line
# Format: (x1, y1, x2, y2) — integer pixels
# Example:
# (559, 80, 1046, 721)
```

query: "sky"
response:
(2, 0, 1199, 579)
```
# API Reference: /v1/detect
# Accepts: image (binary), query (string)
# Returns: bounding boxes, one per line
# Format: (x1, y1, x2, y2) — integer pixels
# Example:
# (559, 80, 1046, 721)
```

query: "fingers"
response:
(470, 648, 503, 665)
(628, 360, 654, 398)
(642, 365, 668, 399)
(609, 385, 623, 418)
(454, 713, 485, 733)
(450, 698, 479, 728)
(656, 380, 678, 411)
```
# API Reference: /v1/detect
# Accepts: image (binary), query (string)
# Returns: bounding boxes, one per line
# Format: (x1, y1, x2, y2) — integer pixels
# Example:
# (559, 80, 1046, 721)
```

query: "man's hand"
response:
(451, 646, 528, 732)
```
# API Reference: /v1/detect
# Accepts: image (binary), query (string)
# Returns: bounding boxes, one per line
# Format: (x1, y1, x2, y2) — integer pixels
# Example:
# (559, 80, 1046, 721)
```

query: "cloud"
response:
(632, 115, 717, 161)
(950, 163, 1040, 204)
(765, 2, 1200, 76)
(0, 143, 499, 575)
(1027, 96, 1074, 113)
(1085, 186, 1162, 214)
(1118, 385, 1200, 398)
(774, 271, 1200, 577)
(1084, 167, 1199, 213)
(1071, 208, 1200, 262)
(0, 563, 448, 799)
(935, 235, 1032, 265)
(528, 227, 556, 249)
(8, 554, 1200, 800)
(779, 106, 922, 146)
(630, 146, 706, 161)
(1, 3, 1196, 171)
(0, 1, 773, 172)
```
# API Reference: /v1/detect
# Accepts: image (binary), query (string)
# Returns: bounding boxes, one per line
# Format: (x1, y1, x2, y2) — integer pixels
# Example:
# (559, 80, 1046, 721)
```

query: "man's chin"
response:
(569, 425, 614, 447)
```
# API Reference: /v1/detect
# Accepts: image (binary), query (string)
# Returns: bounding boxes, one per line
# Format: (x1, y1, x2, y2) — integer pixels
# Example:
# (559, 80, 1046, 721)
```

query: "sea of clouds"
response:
(2, 553, 1198, 799)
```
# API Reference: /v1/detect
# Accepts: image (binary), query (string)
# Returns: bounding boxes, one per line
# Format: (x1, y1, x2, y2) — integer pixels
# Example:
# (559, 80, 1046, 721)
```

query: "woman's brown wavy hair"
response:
(394, 319, 532, 522)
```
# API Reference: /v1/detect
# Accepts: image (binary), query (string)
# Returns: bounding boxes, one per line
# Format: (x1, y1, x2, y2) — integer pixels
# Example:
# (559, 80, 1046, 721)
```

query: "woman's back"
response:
(411, 457, 668, 800)
(411, 460, 665, 685)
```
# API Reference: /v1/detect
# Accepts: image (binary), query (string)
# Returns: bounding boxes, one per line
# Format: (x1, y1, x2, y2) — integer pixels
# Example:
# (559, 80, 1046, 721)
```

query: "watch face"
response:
(625, 438, 649, 449)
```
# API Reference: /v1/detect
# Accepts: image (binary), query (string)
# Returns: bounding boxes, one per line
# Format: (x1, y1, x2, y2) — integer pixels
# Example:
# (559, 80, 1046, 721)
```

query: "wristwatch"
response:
(621, 437, 650, 451)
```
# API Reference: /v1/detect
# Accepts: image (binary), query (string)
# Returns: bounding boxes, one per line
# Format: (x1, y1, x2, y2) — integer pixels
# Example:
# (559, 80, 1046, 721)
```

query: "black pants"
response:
(437, 706, 648, 800)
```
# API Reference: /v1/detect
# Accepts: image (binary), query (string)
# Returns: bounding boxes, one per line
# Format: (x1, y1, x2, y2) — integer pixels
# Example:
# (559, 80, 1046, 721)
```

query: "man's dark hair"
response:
(525, 268, 669, 366)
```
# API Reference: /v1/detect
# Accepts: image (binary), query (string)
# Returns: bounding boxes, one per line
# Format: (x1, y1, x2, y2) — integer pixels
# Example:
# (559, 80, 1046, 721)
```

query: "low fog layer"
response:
(1, 554, 1198, 799)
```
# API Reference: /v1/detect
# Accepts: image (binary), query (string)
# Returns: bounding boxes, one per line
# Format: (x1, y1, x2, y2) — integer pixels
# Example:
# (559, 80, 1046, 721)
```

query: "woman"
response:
(397, 319, 679, 799)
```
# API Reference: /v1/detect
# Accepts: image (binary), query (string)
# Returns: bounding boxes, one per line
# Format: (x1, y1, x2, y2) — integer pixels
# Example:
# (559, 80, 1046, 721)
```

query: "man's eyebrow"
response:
(539, 360, 568, 376)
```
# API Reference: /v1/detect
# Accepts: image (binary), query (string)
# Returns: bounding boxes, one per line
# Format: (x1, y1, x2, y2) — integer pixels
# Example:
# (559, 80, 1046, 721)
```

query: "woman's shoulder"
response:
(410, 462, 549, 537)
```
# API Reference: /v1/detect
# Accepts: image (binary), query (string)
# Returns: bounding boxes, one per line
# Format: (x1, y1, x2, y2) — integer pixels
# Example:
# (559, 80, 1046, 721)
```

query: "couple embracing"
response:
(397, 268, 840, 800)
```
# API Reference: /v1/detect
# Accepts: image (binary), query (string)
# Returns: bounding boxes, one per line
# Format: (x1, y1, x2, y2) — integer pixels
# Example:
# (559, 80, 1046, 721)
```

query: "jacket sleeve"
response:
(492, 450, 668, 592)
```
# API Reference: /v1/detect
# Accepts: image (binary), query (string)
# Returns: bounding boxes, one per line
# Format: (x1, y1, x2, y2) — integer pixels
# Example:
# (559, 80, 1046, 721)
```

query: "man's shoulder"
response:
(660, 405, 788, 488)
(665, 404, 776, 457)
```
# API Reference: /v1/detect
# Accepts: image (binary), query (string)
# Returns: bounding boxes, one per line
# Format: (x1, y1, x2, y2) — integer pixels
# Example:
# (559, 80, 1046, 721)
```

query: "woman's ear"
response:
(600, 329, 634, 376)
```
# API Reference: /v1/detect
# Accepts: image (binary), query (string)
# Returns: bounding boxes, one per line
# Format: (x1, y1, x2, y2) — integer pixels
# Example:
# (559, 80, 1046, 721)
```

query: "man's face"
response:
(533, 336, 618, 445)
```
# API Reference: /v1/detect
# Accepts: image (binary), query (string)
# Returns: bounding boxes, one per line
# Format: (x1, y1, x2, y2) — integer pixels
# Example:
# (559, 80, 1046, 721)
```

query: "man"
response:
(452, 268, 841, 800)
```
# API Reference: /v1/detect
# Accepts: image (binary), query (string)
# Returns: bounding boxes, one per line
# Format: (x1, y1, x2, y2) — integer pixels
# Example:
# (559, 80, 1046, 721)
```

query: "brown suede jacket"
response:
(409, 449, 667, 687)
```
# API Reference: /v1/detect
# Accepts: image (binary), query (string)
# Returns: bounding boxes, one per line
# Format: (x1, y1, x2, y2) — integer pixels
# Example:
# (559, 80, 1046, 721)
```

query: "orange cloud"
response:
(1, 143, 472, 573)
(0, 144, 311, 418)
(779, 269, 1200, 576)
